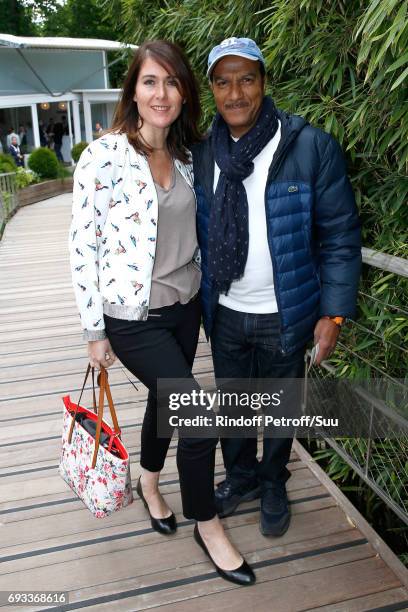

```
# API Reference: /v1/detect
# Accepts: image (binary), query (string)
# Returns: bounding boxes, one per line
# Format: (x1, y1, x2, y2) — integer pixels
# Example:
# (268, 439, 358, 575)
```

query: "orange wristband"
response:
(322, 316, 345, 327)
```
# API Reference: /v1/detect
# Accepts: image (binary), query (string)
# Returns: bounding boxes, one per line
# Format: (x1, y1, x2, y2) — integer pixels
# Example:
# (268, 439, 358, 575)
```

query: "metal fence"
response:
(0, 172, 19, 233)
(303, 249, 408, 525)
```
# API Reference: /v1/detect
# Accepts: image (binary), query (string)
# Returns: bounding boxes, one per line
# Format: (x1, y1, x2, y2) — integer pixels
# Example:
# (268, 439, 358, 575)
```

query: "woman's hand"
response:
(88, 339, 116, 369)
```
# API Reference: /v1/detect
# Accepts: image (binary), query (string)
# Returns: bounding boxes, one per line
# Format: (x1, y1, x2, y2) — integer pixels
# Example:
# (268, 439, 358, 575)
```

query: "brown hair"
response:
(111, 40, 201, 163)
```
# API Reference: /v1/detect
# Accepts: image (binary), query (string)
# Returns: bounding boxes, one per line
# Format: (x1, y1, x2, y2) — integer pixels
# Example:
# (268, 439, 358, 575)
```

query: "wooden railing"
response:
(304, 248, 408, 525)
(362, 247, 408, 278)
(0, 172, 18, 238)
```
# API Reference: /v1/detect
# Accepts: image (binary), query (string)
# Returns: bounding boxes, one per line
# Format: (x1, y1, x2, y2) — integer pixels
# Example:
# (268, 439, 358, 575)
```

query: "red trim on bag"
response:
(63, 395, 128, 460)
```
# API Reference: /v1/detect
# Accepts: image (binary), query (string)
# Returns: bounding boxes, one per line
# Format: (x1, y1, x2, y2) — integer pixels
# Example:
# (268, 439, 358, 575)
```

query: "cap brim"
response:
(207, 51, 261, 77)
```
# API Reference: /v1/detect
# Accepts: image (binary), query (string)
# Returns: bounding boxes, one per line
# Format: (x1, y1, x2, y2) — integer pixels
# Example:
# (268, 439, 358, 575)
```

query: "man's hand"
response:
(313, 318, 341, 365)
(88, 339, 116, 369)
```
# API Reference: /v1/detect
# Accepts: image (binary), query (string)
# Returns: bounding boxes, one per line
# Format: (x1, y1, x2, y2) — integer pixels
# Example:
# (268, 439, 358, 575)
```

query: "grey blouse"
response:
(149, 166, 201, 309)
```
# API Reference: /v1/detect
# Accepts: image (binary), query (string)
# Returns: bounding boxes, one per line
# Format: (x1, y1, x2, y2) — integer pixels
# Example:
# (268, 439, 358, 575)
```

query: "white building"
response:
(0, 34, 136, 162)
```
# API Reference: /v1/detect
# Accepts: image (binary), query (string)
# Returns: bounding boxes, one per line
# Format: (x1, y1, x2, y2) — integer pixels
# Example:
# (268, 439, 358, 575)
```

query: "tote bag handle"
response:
(92, 366, 121, 468)
(67, 365, 122, 468)
(68, 363, 97, 444)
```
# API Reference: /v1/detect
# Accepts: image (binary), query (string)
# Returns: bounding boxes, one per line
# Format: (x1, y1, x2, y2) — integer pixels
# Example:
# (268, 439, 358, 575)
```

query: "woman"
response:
(69, 40, 255, 586)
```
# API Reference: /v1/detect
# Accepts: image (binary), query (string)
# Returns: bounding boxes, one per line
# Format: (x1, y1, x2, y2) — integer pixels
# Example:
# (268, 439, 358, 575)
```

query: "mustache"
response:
(224, 101, 250, 109)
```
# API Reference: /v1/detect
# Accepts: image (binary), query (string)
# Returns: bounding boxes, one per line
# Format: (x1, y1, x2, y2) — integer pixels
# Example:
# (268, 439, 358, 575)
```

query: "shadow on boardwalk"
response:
(0, 194, 407, 611)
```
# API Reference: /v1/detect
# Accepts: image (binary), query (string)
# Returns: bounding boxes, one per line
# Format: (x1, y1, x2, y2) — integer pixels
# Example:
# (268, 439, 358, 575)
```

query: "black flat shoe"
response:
(193, 524, 256, 586)
(136, 476, 177, 535)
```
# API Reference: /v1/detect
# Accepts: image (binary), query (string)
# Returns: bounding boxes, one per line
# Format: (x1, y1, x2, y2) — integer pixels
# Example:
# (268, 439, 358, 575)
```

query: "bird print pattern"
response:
(69, 132, 197, 341)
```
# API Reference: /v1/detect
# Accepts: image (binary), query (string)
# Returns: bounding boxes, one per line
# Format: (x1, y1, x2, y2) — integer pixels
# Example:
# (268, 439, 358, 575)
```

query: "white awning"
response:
(0, 34, 137, 51)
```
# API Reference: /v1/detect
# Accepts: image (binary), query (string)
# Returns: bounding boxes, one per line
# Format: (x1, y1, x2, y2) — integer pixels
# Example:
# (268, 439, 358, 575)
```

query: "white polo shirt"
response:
(214, 121, 281, 313)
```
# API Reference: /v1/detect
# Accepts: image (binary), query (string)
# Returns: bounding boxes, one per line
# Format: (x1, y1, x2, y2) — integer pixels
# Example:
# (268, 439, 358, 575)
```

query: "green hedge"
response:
(71, 141, 89, 163)
(0, 153, 17, 174)
(28, 147, 59, 179)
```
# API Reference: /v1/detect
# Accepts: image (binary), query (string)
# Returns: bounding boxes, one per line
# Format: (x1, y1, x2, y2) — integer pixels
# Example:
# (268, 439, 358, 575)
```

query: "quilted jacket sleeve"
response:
(69, 143, 113, 340)
(313, 135, 362, 318)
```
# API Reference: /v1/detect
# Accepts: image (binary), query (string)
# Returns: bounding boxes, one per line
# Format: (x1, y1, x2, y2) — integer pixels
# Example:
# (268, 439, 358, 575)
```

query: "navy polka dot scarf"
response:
(209, 96, 279, 295)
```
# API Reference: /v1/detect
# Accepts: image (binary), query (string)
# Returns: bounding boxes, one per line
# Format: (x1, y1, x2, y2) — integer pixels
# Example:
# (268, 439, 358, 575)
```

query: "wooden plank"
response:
(0, 504, 352, 577)
(0, 300, 75, 316)
(0, 290, 78, 309)
(0, 512, 369, 590)
(0, 273, 72, 290)
(0, 283, 74, 299)
(0, 395, 146, 427)
(0, 323, 81, 343)
(0, 314, 80, 334)
(22, 532, 375, 611)
(0, 347, 212, 378)
(0, 478, 331, 547)
(0, 344, 211, 384)
(0, 448, 300, 486)
(0, 340, 209, 371)
(0, 456, 310, 505)
(0, 361, 215, 410)
(0, 448, 299, 492)
(0, 307, 77, 326)
(293, 440, 408, 590)
(0, 396, 145, 427)
(0, 418, 242, 468)
(0, 377, 214, 418)
(304, 587, 408, 611)
(145, 557, 401, 612)
(0, 463, 229, 523)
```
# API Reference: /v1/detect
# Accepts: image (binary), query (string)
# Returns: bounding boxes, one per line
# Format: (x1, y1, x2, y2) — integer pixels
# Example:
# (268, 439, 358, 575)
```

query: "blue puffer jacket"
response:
(193, 109, 361, 354)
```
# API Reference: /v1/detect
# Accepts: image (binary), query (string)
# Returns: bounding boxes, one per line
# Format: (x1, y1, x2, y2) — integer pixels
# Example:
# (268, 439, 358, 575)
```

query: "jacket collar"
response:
(117, 132, 194, 188)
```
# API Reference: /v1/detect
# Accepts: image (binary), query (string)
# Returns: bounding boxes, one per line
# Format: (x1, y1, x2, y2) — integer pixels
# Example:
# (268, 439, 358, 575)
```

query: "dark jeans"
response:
(54, 141, 63, 162)
(104, 295, 217, 521)
(211, 304, 305, 487)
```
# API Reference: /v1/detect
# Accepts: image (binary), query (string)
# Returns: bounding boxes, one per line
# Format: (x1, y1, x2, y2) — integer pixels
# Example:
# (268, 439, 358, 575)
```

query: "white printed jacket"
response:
(69, 132, 196, 340)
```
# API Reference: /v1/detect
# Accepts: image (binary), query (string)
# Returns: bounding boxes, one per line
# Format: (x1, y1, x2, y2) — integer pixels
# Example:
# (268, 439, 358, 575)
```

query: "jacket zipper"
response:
(138, 154, 159, 317)
(263, 128, 301, 354)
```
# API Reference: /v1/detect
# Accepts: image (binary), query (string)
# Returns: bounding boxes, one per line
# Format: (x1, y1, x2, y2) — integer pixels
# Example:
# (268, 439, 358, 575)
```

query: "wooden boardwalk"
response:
(0, 194, 407, 612)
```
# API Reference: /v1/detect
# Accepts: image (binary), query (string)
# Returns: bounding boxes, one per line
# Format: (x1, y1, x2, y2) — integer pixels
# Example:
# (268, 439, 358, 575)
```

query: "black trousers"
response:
(211, 305, 305, 486)
(104, 296, 217, 521)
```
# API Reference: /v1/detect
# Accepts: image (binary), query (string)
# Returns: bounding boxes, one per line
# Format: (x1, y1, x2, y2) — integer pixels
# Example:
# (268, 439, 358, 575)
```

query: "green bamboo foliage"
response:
(100, 0, 407, 255)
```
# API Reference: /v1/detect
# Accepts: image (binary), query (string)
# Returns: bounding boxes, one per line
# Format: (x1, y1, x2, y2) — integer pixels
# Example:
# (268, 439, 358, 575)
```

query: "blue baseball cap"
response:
(207, 37, 265, 77)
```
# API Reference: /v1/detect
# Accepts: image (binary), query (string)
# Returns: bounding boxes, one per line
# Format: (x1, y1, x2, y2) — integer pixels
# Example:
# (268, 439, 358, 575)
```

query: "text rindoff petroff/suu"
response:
(167, 414, 339, 428)
(165, 390, 339, 429)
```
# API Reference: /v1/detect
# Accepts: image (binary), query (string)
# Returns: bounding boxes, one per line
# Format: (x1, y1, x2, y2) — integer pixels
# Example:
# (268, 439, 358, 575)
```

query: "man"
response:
(18, 125, 27, 152)
(39, 120, 48, 147)
(94, 122, 103, 138)
(8, 135, 24, 167)
(6, 128, 19, 148)
(193, 37, 361, 537)
(53, 119, 65, 162)
(46, 117, 54, 143)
